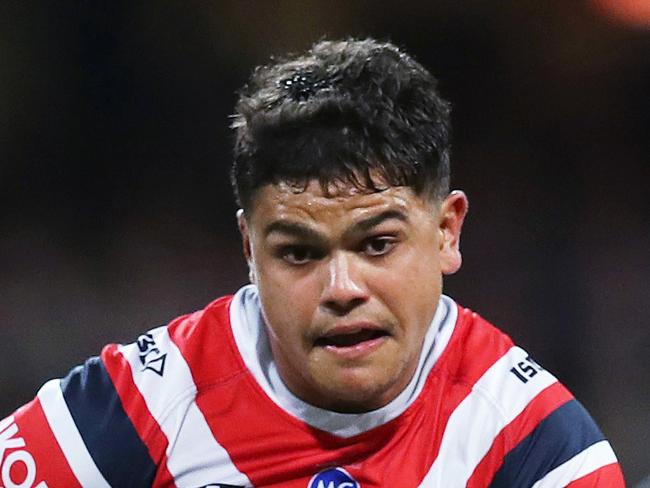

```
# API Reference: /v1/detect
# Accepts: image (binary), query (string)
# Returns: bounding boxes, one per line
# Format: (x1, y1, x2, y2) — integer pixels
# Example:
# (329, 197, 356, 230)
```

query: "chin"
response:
(315, 371, 399, 413)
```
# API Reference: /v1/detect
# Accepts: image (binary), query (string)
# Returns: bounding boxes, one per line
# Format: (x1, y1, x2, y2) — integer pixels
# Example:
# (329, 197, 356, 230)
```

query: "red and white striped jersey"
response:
(2, 286, 625, 487)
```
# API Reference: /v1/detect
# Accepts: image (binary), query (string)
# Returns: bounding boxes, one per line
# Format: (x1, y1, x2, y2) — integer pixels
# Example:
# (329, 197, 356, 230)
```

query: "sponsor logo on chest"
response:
(308, 467, 360, 488)
(0, 416, 48, 488)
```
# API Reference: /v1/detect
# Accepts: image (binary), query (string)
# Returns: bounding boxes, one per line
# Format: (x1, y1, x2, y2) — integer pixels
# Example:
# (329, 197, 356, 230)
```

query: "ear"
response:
(438, 190, 469, 275)
(237, 209, 257, 284)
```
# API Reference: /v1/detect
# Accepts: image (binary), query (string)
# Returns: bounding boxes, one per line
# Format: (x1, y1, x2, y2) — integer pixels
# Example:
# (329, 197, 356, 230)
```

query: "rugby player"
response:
(0, 38, 625, 487)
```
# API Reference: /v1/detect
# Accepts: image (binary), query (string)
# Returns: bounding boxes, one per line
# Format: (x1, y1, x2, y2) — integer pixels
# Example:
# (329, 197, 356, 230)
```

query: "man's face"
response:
(239, 180, 467, 413)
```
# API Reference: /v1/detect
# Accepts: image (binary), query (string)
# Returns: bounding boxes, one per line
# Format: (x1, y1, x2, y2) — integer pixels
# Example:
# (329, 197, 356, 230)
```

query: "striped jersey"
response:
(2, 285, 625, 487)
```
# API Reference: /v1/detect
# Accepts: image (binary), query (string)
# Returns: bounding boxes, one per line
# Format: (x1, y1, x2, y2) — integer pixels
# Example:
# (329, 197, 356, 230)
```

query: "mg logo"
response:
(308, 467, 360, 488)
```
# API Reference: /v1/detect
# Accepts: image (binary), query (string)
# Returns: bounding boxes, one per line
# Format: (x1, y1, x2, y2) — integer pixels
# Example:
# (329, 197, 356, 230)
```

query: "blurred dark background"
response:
(1, 0, 648, 483)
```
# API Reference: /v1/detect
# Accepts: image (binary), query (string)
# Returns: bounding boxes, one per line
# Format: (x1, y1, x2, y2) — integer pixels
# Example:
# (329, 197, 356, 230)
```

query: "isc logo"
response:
(0, 416, 48, 488)
(136, 332, 167, 376)
(510, 355, 544, 384)
(308, 467, 360, 488)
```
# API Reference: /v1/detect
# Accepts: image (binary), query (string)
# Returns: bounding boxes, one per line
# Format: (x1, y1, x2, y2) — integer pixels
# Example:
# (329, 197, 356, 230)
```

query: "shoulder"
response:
(2, 291, 245, 488)
(435, 300, 625, 487)
(105, 292, 243, 410)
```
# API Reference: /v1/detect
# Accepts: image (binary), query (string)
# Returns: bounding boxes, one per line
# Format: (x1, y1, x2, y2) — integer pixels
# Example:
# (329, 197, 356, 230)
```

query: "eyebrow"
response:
(263, 209, 408, 241)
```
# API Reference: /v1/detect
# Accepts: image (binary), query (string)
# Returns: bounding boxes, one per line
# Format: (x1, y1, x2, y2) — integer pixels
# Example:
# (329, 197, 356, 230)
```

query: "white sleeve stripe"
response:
(37, 379, 111, 488)
(531, 440, 618, 488)
(118, 327, 251, 487)
(418, 346, 558, 487)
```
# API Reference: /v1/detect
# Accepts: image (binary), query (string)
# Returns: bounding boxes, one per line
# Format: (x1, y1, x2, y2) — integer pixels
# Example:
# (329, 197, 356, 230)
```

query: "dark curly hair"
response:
(231, 38, 452, 211)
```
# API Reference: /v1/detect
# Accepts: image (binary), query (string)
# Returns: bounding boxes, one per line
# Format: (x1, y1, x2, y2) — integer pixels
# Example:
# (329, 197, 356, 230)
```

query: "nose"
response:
(320, 251, 369, 316)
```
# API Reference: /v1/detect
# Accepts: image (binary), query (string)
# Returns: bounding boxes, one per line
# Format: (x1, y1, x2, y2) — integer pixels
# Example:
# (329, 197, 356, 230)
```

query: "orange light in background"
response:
(590, 0, 650, 28)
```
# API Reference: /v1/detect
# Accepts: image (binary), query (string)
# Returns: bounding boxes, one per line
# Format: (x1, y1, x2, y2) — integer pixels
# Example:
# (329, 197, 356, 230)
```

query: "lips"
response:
(315, 328, 389, 348)
(313, 323, 390, 357)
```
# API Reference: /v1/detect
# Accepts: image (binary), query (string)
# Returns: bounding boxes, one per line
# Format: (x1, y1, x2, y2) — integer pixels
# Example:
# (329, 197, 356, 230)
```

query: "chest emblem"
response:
(308, 467, 360, 488)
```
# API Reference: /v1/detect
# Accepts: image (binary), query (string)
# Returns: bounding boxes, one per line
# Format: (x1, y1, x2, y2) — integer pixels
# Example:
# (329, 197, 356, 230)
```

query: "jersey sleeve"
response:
(1, 347, 164, 488)
(486, 395, 625, 487)
(466, 349, 626, 488)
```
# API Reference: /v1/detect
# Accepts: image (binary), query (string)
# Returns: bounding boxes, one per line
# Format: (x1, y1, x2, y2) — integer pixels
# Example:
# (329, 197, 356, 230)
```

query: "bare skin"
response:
(238, 180, 468, 413)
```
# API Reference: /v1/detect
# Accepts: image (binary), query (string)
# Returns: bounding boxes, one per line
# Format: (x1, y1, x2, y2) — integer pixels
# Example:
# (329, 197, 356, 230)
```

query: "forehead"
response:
(247, 180, 434, 230)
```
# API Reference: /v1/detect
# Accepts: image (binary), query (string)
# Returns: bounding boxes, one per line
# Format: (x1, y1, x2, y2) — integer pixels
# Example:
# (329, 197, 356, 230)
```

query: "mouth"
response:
(314, 324, 390, 358)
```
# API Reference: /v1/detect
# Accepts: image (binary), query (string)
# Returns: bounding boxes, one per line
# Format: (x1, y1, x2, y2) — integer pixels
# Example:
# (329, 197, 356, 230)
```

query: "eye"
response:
(280, 245, 320, 265)
(362, 236, 397, 257)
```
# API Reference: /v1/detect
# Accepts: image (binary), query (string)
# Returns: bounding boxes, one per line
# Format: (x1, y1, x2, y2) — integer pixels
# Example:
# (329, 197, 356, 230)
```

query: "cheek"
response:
(372, 243, 442, 329)
(385, 240, 439, 286)
(256, 264, 322, 341)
